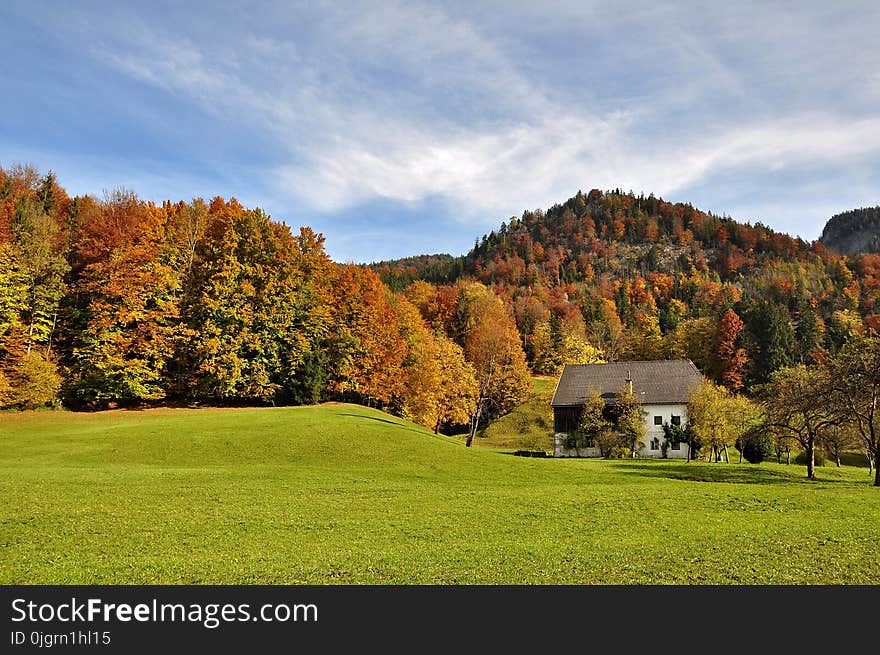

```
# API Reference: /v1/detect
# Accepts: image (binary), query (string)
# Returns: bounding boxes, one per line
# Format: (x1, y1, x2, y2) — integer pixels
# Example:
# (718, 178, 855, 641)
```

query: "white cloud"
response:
(72, 1, 880, 239)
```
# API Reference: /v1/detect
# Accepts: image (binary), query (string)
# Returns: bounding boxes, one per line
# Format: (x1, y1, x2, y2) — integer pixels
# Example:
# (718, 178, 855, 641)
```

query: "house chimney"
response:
(625, 369, 633, 395)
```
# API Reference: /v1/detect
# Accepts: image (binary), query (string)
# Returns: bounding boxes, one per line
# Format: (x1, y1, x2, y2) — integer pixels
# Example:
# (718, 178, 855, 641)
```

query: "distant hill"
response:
(370, 187, 880, 388)
(369, 253, 462, 290)
(372, 188, 820, 289)
(820, 207, 880, 256)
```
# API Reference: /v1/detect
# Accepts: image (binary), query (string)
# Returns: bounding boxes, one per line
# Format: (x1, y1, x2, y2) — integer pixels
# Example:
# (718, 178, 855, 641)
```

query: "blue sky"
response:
(2, 1, 879, 262)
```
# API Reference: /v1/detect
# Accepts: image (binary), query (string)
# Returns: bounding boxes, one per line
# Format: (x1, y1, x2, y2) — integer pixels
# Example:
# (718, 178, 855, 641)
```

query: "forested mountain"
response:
(820, 207, 880, 256)
(376, 189, 880, 390)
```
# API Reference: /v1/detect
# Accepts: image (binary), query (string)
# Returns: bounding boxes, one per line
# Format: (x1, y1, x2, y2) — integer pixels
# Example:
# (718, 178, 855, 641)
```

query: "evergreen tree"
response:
(794, 299, 821, 364)
(745, 301, 795, 386)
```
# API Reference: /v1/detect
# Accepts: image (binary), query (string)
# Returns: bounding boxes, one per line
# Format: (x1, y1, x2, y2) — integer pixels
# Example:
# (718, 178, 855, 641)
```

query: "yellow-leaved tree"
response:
(454, 283, 531, 446)
(395, 297, 477, 433)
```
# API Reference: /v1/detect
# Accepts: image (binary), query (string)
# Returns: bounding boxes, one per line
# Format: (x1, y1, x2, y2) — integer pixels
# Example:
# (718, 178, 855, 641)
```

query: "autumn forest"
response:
(3, 163, 880, 442)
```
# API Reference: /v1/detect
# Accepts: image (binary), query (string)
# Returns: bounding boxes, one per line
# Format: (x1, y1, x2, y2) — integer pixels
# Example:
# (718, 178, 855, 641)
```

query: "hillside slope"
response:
(2, 404, 879, 584)
(472, 376, 555, 452)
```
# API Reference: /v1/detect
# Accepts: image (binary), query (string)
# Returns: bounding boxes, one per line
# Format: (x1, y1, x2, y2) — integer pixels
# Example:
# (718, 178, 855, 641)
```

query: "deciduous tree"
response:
(715, 309, 748, 391)
(762, 365, 841, 480)
(612, 384, 647, 458)
(688, 380, 735, 462)
(577, 391, 613, 456)
(826, 337, 880, 485)
(456, 283, 531, 446)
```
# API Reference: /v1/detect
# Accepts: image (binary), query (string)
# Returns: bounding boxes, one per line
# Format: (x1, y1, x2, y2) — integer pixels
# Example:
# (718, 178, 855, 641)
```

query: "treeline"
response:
(0, 165, 530, 435)
(376, 188, 880, 392)
(370, 254, 463, 290)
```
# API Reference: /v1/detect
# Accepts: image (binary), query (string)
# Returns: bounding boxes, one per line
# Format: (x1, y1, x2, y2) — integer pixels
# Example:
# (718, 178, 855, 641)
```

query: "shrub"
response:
(794, 449, 827, 467)
(11, 354, 62, 409)
(594, 430, 628, 458)
(742, 432, 773, 464)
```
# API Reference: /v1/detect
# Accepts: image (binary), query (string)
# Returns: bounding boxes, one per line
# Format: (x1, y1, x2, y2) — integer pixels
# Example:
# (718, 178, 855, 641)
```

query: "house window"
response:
(566, 437, 580, 449)
(671, 415, 681, 426)
(671, 442, 680, 451)
(654, 415, 663, 426)
(650, 438, 660, 450)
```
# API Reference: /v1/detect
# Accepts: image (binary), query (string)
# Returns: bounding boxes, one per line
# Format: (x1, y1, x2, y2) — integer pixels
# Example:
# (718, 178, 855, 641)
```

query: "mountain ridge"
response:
(820, 206, 880, 257)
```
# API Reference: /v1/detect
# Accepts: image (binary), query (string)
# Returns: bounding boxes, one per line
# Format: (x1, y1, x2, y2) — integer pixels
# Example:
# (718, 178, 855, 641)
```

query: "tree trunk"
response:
(806, 441, 816, 480)
(25, 286, 36, 357)
(739, 446, 743, 464)
(723, 445, 730, 464)
(466, 397, 485, 447)
(46, 310, 58, 356)
(874, 450, 880, 487)
(686, 441, 691, 463)
(786, 448, 791, 465)
(776, 449, 781, 464)
(835, 451, 841, 468)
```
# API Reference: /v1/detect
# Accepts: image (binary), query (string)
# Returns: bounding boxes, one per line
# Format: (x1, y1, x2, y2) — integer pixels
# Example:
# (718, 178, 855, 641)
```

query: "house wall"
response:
(640, 403, 690, 459)
(553, 402, 691, 459)
(553, 406, 582, 434)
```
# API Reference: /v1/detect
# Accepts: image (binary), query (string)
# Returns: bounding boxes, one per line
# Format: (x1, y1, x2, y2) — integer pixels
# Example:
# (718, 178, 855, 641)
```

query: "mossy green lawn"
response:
(2, 403, 878, 584)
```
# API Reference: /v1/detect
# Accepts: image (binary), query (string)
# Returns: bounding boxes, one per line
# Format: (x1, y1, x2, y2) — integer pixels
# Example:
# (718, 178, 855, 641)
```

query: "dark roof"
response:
(550, 360, 703, 407)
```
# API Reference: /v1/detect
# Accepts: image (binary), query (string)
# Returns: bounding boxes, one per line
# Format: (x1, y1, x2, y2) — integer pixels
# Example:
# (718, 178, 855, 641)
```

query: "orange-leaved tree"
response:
(453, 282, 530, 446)
(715, 308, 748, 391)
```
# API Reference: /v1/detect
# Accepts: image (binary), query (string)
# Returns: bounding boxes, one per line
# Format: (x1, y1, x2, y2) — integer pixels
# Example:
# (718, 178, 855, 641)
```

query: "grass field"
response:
(2, 403, 879, 584)
(473, 376, 556, 451)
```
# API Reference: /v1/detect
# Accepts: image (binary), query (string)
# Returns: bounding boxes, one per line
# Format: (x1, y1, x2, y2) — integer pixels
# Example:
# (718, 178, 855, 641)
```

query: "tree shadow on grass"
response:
(337, 413, 431, 436)
(605, 460, 837, 485)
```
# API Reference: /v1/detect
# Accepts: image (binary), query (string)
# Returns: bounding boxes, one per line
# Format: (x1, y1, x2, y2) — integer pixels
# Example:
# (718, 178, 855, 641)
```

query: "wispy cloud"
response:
(3, 0, 879, 260)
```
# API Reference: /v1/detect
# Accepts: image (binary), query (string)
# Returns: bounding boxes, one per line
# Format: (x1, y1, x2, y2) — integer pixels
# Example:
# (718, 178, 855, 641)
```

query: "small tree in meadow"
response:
(826, 337, 880, 485)
(688, 380, 734, 462)
(577, 391, 612, 456)
(688, 380, 761, 463)
(728, 395, 764, 463)
(741, 429, 773, 464)
(772, 430, 795, 465)
(820, 422, 859, 468)
(762, 365, 842, 481)
(613, 384, 646, 458)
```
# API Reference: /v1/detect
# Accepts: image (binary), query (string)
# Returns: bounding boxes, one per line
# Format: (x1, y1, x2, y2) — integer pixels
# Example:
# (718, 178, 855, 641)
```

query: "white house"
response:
(550, 360, 704, 458)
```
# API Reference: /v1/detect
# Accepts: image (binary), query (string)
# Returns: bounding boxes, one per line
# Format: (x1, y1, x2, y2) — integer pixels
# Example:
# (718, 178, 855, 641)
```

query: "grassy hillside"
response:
(2, 404, 879, 584)
(473, 377, 555, 451)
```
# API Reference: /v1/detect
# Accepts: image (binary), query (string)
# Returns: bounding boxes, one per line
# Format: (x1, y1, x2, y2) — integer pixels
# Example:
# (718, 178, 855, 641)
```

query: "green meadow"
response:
(1, 403, 878, 584)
